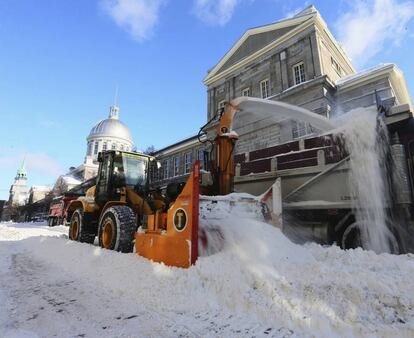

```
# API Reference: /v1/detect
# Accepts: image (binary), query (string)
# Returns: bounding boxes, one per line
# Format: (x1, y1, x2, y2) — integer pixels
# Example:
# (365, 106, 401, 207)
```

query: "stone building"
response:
(151, 135, 206, 188)
(151, 5, 412, 190)
(28, 186, 52, 204)
(335, 63, 411, 115)
(203, 5, 355, 154)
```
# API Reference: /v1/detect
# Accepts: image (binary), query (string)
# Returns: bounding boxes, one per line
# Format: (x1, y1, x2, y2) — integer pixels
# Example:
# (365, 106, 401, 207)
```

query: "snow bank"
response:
(200, 211, 414, 337)
(0, 222, 67, 241)
(1, 216, 414, 337)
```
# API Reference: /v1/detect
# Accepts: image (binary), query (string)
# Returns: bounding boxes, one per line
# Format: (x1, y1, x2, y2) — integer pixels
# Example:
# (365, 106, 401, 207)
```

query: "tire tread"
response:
(113, 205, 136, 253)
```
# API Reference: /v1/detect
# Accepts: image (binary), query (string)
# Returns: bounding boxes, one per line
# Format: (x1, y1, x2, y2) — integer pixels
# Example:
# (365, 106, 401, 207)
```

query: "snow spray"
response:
(335, 107, 395, 253)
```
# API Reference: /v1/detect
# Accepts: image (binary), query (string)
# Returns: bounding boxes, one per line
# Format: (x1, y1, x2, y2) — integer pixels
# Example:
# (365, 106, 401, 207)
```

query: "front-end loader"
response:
(67, 150, 200, 268)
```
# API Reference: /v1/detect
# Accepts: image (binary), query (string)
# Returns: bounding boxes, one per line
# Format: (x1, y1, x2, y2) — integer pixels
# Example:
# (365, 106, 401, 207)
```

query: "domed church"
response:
(69, 105, 134, 181)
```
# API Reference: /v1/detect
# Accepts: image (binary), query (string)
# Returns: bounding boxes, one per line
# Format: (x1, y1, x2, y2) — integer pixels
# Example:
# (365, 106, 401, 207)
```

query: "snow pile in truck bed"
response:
(1, 200, 414, 337)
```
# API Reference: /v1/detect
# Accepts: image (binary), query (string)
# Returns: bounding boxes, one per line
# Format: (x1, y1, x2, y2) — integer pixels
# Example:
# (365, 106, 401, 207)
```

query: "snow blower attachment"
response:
(135, 161, 200, 268)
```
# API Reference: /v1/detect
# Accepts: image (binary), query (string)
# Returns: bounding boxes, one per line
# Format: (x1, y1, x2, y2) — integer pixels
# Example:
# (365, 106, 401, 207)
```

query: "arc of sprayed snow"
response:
(231, 96, 335, 132)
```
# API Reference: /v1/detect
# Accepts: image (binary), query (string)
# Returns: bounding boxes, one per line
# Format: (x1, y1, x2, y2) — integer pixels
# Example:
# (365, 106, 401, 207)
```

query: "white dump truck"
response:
(231, 100, 414, 254)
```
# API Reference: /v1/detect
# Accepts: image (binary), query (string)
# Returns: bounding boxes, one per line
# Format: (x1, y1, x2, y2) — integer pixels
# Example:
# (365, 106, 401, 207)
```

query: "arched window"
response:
(94, 141, 99, 155)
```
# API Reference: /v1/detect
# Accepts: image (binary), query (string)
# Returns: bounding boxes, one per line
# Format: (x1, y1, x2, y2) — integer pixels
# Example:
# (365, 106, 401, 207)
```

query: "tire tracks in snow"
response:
(0, 246, 292, 338)
(0, 250, 197, 337)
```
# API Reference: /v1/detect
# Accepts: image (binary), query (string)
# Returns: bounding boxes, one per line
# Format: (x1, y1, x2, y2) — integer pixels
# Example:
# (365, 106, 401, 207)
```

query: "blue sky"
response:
(1, 0, 414, 199)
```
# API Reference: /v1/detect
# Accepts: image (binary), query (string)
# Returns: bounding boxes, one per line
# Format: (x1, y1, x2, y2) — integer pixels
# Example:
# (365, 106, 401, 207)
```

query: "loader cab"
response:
(95, 150, 151, 205)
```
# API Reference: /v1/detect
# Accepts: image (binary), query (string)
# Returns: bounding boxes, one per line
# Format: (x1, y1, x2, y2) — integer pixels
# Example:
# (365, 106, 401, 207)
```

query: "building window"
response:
(218, 100, 226, 111)
(120, 144, 124, 151)
(197, 148, 205, 169)
(184, 152, 193, 174)
(87, 142, 93, 156)
(260, 79, 270, 99)
(157, 163, 163, 181)
(94, 141, 99, 155)
(331, 57, 341, 75)
(163, 159, 170, 179)
(292, 120, 312, 139)
(111, 143, 116, 150)
(102, 142, 107, 152)
(242, 87, 250, 97)
(150, 163, 158, 182)
(174, 156, 180, 176)
(293, 62, 305, 85)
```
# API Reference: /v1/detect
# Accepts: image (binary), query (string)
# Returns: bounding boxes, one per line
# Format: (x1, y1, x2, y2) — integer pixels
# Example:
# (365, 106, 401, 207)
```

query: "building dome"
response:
(88, 117, 133, 144)
(85, 105, 134, 164)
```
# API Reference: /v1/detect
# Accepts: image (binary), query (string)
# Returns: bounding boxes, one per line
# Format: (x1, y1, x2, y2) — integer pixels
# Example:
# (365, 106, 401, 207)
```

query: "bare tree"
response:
(53, 177, 68, 197)
(144, 145, 156, 155)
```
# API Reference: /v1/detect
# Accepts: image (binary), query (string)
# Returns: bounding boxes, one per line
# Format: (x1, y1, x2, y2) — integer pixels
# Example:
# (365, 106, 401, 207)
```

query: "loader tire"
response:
(69, 209, 95, 244)
(98, 205, 136, 253)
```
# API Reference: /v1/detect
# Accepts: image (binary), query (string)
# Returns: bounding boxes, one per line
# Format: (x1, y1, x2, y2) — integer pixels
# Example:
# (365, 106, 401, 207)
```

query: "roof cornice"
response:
(203, 13, 318, 85)
(203, 12, 356, 86)
(154, 135, 199, 156)
(313, 13, 355, 74)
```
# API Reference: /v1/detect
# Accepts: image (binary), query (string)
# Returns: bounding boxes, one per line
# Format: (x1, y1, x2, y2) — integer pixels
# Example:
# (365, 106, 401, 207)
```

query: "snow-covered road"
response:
(1, 218, 414, 338)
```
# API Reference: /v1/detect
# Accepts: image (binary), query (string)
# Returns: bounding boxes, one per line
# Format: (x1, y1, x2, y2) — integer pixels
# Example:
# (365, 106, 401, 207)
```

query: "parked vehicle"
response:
(47, 194, 81, 227)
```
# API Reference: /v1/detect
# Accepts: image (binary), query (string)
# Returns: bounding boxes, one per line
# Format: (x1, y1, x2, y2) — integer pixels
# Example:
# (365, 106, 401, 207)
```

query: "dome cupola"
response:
(85, 105, 134, 163)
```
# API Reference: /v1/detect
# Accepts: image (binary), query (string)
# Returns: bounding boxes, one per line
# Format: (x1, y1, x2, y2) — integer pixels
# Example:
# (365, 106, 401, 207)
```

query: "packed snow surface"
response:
(1, 204, 414, 337)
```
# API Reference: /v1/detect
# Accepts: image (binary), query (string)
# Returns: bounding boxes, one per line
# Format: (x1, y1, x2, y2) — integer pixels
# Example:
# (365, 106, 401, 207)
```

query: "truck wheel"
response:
(69, 209, 95, 244)
(98, 206, 136, 253)
(341, 220, 400, 253)
(333, 212, 361, 249)
(341, 222, 363, 249)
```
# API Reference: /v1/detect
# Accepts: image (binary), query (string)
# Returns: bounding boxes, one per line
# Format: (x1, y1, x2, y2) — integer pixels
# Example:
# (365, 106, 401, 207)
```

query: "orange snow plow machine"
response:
(66, 150, 200, 268)
(67, 97, 284, 268)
